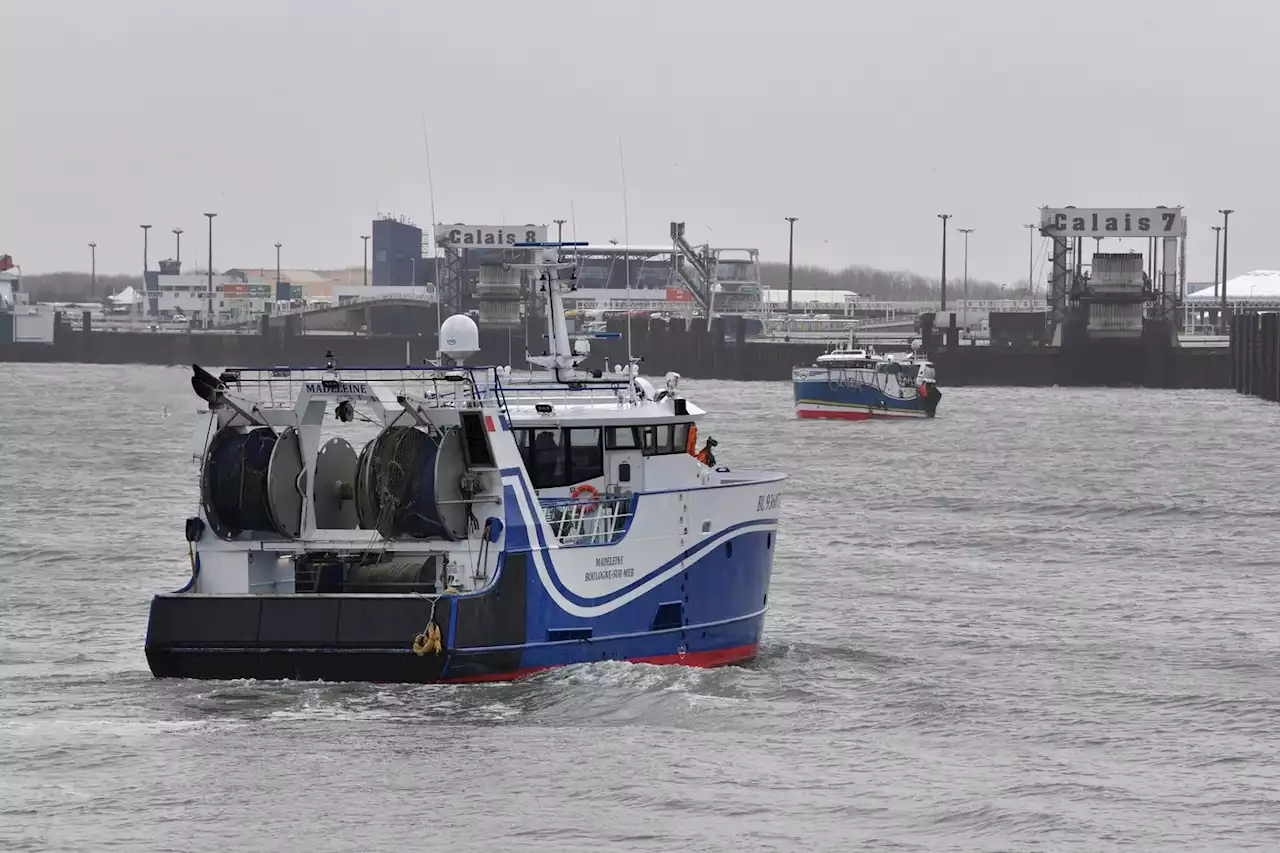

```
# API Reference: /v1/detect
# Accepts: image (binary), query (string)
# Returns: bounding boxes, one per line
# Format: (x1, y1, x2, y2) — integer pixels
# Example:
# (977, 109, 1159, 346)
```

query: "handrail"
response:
(212, 366, 496, 411)
(203, 364, 648, 416)
(540, 494, 633, 547)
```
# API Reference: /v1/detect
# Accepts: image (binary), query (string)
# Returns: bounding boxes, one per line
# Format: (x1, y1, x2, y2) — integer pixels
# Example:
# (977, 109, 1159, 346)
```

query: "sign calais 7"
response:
(1039, 207, 1184, 240)
(434, 223, 548, 249)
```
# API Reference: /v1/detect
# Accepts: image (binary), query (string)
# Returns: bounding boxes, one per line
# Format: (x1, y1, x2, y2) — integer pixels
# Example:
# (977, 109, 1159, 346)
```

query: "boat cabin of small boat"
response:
(793, 337, 941, 421)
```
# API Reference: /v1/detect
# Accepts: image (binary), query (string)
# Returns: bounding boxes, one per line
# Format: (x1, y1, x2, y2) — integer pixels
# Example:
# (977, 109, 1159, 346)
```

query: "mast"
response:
(514, 242, 591, 382)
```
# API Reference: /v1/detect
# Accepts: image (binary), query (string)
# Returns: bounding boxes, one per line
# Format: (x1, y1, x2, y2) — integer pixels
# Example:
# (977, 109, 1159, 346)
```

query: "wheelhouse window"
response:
(518, 422, 696, 482)
(566, 428, 603, 483)
(637, 422, 695, 456)
(653, 424, 673, 454)
(640, 426, 657, 455)
(673, 423, 691, 453)
(530, 428, 565, 488)
(605, 426, 639, 450)
(514, 427, 532, 471)
(513, 426, 602, 488)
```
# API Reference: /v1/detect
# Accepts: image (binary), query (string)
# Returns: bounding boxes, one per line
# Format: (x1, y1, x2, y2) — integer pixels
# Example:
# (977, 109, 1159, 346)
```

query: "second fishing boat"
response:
(792, 336, 941, 420)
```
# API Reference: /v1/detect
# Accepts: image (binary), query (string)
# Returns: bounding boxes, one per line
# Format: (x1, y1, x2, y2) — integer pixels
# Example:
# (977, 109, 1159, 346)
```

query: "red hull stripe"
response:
(440, 643, 759, 684)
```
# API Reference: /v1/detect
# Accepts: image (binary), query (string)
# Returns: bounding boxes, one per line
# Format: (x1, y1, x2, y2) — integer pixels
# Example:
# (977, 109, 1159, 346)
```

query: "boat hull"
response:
(795, 402, 932, 421)
(793, 376, 940, 420)
(145, 530, 776, 684)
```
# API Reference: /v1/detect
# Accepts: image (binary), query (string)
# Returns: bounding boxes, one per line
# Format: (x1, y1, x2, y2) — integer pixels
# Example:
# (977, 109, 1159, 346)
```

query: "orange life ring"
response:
(570, 483, 601, 514)
(686, 424, 698, 455)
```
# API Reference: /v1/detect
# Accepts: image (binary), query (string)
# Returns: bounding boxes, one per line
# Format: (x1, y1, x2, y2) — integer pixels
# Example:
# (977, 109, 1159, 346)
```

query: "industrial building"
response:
(128, 261, 362, 325)
(372, 216, 432, 287)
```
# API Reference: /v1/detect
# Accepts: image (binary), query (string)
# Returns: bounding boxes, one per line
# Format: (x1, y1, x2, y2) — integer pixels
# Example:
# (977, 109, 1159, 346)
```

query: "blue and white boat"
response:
(792, 339, 941, 420)
(145, 243, 786, 683)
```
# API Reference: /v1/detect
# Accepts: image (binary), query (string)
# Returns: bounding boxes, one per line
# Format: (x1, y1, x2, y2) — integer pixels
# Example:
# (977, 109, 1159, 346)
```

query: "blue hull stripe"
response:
(793, 378, 925, 413)
(498, 467, 777, 610)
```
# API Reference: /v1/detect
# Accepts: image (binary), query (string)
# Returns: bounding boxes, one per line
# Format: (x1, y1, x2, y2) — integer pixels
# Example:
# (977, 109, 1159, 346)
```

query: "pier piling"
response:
(1231, 311, 1280, 403)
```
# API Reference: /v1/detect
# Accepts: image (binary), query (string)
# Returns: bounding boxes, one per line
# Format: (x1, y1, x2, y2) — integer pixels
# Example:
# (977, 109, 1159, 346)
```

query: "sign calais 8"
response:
(1039, 207, 1184, 240)
(435, 223, 548, 249)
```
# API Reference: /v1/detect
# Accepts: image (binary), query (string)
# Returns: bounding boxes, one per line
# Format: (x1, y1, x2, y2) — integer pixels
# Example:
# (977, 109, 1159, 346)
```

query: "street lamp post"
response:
(958, 228, 974, 328)
(88, 242, 97, 297)
(204, 213, 217, 329)
(554, 219, 567, 244)
(173, 227, 183, 269)
(140, 224, 151, 322)
(1024, 223, 1037, 298)
(1218, 209, 1234, 334)
(1211, 226, 1222, 300)
(784, 216, 798, 319)
(275, 242, 282, 300)
(361, 235, 371, 287)
(936, 214, 951, 311)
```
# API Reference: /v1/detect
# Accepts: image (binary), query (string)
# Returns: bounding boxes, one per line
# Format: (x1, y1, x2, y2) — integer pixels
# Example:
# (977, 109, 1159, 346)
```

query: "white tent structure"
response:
(107, 285, 142, 305)
(104, 285, 144, 316)
(1186, 270, 1280, 309)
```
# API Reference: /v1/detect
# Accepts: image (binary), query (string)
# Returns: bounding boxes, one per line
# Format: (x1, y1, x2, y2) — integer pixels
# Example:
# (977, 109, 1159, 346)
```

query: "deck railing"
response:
(539, 494, 633, 547)
(213, 365, 504, 410)
(213, 366, 638, 415)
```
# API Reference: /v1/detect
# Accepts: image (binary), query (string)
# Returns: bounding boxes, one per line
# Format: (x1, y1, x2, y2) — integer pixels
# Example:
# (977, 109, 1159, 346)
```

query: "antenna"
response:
(570, 199, 579, 266)
(421, 109, 442, 359)
(619, 138, 635, 403)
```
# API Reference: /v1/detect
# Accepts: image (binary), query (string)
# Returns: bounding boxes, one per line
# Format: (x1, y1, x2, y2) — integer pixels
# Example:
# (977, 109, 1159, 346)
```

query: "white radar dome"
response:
(440, 314, 480, 362)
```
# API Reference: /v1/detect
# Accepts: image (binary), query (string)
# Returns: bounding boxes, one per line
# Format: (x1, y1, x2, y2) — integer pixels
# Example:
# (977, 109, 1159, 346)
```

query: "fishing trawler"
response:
(792, 336, 941, 420)
(145, 241, 786, 683)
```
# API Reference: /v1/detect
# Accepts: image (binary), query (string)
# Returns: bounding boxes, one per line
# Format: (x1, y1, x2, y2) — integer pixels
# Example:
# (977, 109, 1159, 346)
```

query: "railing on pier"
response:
(540, 494, 634, 547)
(271, 291, 439, 317)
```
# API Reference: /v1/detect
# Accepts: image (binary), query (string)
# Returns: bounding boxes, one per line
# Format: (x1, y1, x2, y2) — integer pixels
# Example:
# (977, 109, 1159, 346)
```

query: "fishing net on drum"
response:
(203, 427, 278, 536)
(354, 426, 464, 541)
(355, 427, 424, 539)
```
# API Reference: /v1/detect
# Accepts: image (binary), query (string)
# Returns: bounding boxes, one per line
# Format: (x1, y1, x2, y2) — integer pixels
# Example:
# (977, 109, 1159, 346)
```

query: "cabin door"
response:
(606, 448, 645, 494)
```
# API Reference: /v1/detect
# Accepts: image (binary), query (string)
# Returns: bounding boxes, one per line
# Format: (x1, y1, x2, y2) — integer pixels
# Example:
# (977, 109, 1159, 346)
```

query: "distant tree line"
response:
(18, 268, 368, 302)
(758, 262, 1018, 301)
(19, 272, 142, 302)
(20, 264, 1025, 304)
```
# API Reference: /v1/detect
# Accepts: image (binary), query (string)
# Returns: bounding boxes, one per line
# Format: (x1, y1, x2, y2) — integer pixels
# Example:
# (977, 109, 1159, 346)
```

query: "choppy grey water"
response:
(2, 363, 1280, 852)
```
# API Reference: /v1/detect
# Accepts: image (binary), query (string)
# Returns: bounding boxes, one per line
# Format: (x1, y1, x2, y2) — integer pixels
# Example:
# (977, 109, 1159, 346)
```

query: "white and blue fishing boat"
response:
(792, 337, 941, 420)
(145, 242, 786, 683)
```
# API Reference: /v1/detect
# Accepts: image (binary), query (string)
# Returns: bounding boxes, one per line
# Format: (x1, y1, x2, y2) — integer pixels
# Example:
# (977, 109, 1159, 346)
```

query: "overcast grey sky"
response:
(4, 0, 1277, 284)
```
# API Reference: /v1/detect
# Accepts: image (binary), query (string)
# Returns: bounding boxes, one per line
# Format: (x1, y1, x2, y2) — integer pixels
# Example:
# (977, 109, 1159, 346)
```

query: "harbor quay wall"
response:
(1232, 311, 1280, 403)
(0, 313, 828, 382)
(921, 315, 1231, 389)
(928, 343, 1230, 389)
(0, 311, 1232, 389)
